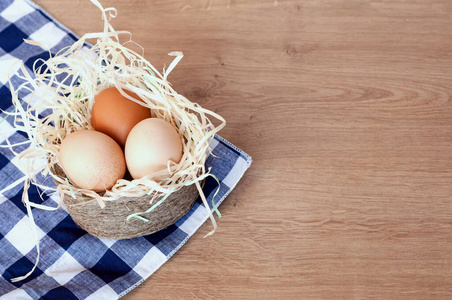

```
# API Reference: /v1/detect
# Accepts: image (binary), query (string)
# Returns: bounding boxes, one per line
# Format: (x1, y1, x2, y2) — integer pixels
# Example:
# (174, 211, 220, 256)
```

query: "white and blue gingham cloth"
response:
(0, 0, 252, 299)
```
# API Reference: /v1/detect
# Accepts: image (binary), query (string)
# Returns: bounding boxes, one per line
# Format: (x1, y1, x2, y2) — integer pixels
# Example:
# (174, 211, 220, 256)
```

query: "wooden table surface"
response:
(34, 0, 452, 299)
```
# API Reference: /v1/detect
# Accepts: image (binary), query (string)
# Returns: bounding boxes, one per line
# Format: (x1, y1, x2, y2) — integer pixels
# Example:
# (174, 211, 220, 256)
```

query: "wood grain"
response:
(33, 0, 452, 299)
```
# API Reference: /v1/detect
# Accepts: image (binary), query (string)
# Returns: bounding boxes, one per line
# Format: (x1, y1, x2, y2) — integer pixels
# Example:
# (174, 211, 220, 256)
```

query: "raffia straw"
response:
(5, 0, 225, 281)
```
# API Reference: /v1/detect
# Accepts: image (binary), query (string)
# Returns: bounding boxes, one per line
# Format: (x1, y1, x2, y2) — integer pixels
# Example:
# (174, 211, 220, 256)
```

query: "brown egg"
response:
(59, 130, 126, 192)
(125, 118, 183, 180)
(91, 87, 151, 148)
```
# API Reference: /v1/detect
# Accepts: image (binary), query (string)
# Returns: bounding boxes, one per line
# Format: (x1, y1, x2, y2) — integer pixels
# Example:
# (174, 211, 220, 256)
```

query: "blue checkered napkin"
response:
(0, 1, 252, 299)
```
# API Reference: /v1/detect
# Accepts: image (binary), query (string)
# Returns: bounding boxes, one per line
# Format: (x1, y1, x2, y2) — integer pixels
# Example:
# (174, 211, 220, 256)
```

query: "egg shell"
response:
(91, 87, 152, 148)
(59, 130, 126, 192)
(125, 118, 183, 180)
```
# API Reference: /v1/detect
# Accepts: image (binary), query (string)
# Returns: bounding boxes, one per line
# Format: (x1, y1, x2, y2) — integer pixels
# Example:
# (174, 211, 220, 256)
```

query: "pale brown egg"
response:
(59, 130, 126, 192)
(125, 118, 183, 180)
(91, 86, 151, 148)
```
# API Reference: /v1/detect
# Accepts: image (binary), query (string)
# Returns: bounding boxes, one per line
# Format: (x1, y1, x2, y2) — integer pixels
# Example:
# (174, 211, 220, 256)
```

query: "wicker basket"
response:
(54, 164, 201, 239)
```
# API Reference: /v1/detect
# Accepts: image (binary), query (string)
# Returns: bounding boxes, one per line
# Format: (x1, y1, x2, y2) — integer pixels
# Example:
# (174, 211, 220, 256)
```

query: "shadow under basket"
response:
(56, 166, 202, 240)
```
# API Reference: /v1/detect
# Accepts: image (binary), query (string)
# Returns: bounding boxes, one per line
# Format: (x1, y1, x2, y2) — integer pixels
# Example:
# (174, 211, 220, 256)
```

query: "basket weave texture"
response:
(55, 164, 201, 239)
(63, 184, 199, 239)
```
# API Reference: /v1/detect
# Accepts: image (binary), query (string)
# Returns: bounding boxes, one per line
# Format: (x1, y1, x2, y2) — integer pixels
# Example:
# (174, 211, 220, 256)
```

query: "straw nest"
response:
(5, 0, 225, 240)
